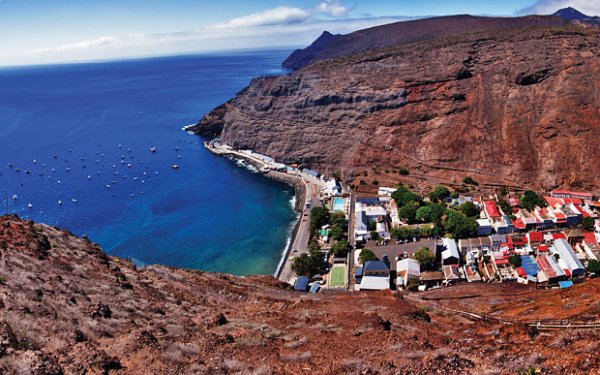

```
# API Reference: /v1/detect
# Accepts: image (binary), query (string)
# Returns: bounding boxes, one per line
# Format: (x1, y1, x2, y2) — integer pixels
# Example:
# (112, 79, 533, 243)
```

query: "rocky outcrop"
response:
(282, 31, 341, 70)
(3, 216, 600, 373)
(197, 23, 600, 191)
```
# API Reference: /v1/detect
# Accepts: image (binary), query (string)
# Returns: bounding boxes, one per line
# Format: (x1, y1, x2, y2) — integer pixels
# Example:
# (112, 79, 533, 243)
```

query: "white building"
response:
(396, 258, 421, 287)
(438, 238, 460, 265)
(553, 239, 585, 278)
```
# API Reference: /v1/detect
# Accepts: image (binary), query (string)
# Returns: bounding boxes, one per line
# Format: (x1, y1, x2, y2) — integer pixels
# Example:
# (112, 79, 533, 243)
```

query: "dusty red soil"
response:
(1, 215, 600, 374)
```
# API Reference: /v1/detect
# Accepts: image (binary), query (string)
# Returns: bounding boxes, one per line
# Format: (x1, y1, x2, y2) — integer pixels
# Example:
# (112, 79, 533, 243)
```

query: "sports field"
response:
(329, 264, 346, 288)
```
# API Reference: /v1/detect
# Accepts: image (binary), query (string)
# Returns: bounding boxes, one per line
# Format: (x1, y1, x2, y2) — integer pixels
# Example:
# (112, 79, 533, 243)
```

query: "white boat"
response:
(171, 164, 179, 169)
(71, 199, 78, 203)
(58, 200, 62, 206)
(27, 203, 33, 209)
(12, 194, 17, 200)
(150, 146, 156, 153)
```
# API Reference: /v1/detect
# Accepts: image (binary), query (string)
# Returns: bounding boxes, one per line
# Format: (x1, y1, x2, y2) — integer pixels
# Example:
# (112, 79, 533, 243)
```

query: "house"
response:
(294, 276, 310, 292)
(419, 271, 445, 288)
(442, 264, 461, 284)
(564, 228, 584, 245)
(476, 219, 492, 236)
(536, 254, 566, 284)
(550, 190, 593, 200)
(490, 234, 507, 250)
(378, 187, 397, 197)
(484, 200, 502, 219)
(354, 205, 368, 241)
(359, 260, 390, 290)
(321, 178, 341, 198)
(458, 237, 492, 255)
(396, 258, 420, 288)
(552, 239, 585, 278)
(527, 232, 544, 246)
(437, 238, 460, 265)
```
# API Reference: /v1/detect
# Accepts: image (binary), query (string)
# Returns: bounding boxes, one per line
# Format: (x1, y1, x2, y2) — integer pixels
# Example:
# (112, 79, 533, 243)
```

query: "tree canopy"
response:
(428, 185, 451, 202)
(414, 247, 436, 271)
(392, 186, 422, 208)
(359, 249, 379, 264)
(398, 204, 418, 224)
(520, 190, 547, 211)
(292, 248, 322, 276)
(443, 210, 477, 239)
(309, 207, 330, 237)
(329, 239, 350, 257)
(459, 202, 480, 218)
(582, 217, 596, 232)
(415, 203, 446, 228)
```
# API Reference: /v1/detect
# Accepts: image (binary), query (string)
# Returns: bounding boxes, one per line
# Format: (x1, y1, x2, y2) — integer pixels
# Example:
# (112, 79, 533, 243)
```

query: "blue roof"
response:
(363, 260, 389, 272)
(559, 280, 574, 289)
(294, 276, 310, 291)
(355, 266, 363, 277)
(520, 255, 540, 276)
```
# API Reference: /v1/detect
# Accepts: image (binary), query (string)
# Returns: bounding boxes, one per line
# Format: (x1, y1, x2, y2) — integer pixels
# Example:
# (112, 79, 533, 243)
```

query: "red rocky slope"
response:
(194, 24, 600, 191)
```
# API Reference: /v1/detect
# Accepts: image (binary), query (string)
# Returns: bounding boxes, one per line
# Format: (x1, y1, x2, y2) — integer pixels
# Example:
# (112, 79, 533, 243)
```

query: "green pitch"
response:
(329, 264, 346, 287)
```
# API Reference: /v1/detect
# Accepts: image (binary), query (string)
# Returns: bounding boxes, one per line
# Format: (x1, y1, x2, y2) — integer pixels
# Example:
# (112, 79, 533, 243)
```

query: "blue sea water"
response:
(0, 50, 298, 276)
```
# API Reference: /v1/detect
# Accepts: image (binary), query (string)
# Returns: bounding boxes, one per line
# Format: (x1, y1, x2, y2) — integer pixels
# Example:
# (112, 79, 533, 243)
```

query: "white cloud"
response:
(519, 0, 600, 16)
(316, 0, 349, 17)
(10, 1, 411, 66)
(28, 36, 117, 54)
(209, 6, 311, 29)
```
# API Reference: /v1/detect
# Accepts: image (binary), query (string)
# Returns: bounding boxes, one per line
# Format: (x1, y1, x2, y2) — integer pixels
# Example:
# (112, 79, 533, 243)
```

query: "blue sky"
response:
(0, 0, 597, 66)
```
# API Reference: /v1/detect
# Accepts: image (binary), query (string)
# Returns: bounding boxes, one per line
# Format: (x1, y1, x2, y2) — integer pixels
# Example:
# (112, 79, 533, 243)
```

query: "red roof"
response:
(584, 232, 598, 245)
(544, 196, 564, 208)
(553, 212, 566, 220)
(537, 256, 557, 278)
(484, 200, 501, 218)
(564, 198, 583, 205)
(516, 267, 526, 277)
(564, 269, 572, 277)
(572, 205, 590, 218)
(528, 232, 543, 243)
(495, 259, 509, 266)
(513, 218, 526, 230)
(552, 233, 567, 240)
(538, 244, 549, 252)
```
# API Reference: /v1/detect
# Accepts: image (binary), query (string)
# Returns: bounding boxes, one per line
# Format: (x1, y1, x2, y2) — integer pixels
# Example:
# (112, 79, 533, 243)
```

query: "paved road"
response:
(346, 191, 357, 290)
(278, 175, 325, 284)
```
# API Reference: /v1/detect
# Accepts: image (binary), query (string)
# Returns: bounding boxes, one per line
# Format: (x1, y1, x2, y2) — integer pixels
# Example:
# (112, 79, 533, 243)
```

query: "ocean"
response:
(0, 49, 298, 276)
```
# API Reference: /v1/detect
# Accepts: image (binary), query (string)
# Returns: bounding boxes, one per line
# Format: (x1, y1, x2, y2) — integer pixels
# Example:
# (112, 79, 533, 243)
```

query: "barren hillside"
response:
(2, 215, 600, 374)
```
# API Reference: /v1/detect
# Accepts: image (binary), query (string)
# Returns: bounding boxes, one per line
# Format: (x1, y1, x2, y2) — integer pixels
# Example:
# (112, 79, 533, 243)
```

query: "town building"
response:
(552, 239, 585, 278)
(396, 258, 420, 288)
(437, 238, 460, 265)
(359, 260, 390, 290)
(476, 218, 492, 236)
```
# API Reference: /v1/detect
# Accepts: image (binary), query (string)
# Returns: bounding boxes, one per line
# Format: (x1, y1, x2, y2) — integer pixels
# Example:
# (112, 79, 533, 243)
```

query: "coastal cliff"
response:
(3, 215, 600, 373)
(194, 15, 600, 191)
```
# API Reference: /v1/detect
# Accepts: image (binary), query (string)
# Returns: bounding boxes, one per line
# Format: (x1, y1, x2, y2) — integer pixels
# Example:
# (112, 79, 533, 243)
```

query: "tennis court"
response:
(329, 264, 347, 287)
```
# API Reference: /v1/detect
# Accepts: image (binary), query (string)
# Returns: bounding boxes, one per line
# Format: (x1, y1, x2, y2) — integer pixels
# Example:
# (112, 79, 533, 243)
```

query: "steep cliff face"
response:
(197, 25, 600, 191)
(2, 217, 600, 374)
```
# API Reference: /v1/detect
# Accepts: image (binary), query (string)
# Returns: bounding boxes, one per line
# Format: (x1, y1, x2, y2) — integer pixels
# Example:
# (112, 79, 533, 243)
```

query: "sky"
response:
(1, 0, 599, 66)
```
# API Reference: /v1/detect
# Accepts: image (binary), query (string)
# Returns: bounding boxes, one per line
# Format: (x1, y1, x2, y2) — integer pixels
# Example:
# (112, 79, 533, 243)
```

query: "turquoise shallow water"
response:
(0, 50, 298, 275)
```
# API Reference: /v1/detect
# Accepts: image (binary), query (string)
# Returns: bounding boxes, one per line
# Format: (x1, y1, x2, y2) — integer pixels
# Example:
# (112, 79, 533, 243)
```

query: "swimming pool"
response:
(332, 197, 345, 212)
